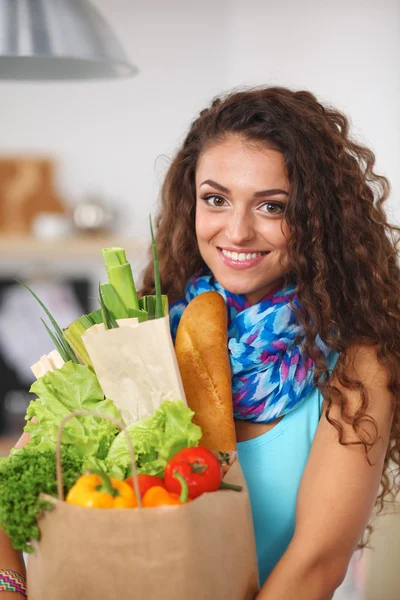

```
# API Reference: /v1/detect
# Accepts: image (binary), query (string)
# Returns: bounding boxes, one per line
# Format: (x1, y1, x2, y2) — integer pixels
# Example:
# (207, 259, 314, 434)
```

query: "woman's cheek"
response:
(278, 219, 290, 242)
(272, 219, 290, 249)
(195, 215, 211, 259)
(278, 250, 290, 271)
(195, 209, 220, 244)
(195, 203, 206, 241)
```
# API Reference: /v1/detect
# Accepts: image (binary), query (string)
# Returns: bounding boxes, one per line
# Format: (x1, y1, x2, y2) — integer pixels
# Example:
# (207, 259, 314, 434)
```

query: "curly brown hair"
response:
(141, 86, 400, 516)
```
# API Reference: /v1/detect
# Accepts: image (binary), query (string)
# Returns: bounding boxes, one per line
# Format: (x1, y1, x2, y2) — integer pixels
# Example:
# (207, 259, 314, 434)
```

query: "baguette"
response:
(174, 291, 236, 455)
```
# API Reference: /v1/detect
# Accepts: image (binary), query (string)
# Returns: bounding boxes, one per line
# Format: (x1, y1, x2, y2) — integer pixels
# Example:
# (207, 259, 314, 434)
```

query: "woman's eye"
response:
(259, 202, 285, 216)
(202, 194, 227, 208)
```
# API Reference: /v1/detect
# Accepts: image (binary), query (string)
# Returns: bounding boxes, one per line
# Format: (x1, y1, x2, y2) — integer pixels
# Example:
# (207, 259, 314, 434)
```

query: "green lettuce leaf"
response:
(107, 400, 202, 478)
(23, 362, 121, 459)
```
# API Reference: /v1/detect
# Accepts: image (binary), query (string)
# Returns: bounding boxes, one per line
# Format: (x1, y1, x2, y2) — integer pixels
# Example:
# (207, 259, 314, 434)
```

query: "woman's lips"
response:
(218, 247, 269, 270)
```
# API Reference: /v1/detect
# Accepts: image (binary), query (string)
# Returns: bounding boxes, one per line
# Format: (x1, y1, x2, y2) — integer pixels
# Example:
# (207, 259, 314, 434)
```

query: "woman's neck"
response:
(245, 278, 285, 306)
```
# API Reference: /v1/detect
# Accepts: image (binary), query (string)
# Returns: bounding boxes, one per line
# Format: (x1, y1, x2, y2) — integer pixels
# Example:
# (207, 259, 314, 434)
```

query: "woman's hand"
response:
(14, 431, 31, 449)
(13, 418, 35, 449)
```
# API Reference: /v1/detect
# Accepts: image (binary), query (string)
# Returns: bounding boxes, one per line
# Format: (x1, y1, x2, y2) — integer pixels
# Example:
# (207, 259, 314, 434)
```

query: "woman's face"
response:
(195, 135, 290, 305)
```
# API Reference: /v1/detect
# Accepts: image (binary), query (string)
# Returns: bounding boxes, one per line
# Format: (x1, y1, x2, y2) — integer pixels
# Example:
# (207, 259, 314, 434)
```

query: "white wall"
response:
(225, 0, 400, 223)
(0, 0, 398, 245)
(0, 0, 231, 240)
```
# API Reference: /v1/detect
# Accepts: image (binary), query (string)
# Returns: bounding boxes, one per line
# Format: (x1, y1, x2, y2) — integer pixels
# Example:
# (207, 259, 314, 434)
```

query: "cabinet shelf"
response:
(0, 234, 145, 263)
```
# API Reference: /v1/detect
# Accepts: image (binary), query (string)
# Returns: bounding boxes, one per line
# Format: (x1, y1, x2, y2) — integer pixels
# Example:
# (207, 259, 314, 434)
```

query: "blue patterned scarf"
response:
(170, 268, 333, 423)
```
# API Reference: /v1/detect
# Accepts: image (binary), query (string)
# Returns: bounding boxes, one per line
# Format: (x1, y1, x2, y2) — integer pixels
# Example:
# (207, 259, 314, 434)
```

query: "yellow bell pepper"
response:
(66, 471, 138, 509)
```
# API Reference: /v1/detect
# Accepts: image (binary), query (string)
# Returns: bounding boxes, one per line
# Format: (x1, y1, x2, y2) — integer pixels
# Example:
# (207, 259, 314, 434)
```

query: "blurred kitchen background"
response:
(0, 1, 398, 598)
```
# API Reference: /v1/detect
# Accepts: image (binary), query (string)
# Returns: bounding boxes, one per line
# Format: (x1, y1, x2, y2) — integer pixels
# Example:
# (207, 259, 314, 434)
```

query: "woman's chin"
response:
(212, 271, 284, 301)
(213, 275, 258, 298)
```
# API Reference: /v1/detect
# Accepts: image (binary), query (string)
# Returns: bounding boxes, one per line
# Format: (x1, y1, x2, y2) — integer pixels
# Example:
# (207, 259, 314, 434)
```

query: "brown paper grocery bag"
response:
(27, 410, 259, 600)
(27, 461, 259, 600)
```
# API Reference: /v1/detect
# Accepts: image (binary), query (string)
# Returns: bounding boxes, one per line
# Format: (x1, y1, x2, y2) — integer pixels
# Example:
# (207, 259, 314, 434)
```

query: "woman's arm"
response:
(0, 529, 26, 598)
(256, 345, 394, 600)
(0, 431, 31, 597)
(0, 529, 25, 576)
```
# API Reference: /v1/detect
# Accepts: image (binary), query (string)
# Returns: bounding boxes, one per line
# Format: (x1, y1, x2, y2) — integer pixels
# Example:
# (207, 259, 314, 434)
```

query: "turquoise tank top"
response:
(237, 352, 339, 586)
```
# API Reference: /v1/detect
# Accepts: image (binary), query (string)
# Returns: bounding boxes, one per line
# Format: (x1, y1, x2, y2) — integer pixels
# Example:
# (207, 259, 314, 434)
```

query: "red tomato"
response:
(164, 447, 223, 499)
(125, 474, 165, 498)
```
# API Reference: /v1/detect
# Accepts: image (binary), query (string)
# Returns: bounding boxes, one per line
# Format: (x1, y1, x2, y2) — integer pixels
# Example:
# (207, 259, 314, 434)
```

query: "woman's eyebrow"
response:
(199, 179, 289, 197)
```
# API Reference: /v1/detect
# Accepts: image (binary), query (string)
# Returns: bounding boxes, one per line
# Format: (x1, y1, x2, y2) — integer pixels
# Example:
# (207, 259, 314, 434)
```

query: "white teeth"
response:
(221, 249, 265, 261)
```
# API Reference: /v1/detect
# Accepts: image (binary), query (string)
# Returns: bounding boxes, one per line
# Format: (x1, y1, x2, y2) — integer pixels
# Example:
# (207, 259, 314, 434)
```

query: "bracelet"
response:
(0, 570, 27, 598)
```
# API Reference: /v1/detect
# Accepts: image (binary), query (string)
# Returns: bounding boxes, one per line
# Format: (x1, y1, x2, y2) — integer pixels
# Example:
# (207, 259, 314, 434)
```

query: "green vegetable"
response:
(138, 294, 168, 319)
(102, 247, 140, 314)
(100, 239, 167, 321)
(62, 310, 104, 366)
(126, 306, 149, 322)
(87, 309, 103, 325)
(135, 218, 169, 320)
(23, 362, 121, 459)
(106, 400, 202, 479)
(99, 283, 128, 319)
(98, 283, 119, 330)
(62, 315, 94, 367)
(149, 215, 163, 318)
(17, 280, 78, 364)
(0, 445, 84, 552)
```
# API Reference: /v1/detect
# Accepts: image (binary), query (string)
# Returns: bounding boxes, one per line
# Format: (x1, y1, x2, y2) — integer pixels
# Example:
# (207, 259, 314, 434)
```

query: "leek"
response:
(87, 309, 103, 325)
(100, 283, 128, 319)
(99, 284, 119, 330)
(139, 294, 155, 319)
(139, 294, 168, 319)
(102, 247, 139, 312)
(63, 315, 94, 367)
(127, 307, 148, 322)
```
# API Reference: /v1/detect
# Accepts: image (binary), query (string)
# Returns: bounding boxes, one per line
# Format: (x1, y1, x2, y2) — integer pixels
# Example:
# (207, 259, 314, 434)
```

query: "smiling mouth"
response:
(219, 248, 269, 262)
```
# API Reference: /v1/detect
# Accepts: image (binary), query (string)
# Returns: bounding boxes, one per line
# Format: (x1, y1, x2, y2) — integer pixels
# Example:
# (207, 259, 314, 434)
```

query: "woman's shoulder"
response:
(325, 343, 393, 432)
(331, 343, 390, 388)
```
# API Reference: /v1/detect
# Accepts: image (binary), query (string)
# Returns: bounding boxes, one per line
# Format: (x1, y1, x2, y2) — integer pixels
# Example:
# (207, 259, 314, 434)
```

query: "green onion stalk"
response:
(150, 216, 163, 319)
(17, 280, 78, 364)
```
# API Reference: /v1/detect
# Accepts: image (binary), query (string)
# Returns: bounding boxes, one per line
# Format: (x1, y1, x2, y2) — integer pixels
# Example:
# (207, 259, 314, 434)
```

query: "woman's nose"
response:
(226, 211, 254, 245)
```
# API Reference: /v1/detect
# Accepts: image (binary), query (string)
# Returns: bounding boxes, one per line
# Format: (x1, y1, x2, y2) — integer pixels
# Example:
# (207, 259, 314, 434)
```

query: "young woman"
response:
(0, 86, 398, 600)
(140, 86, 400, 599)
